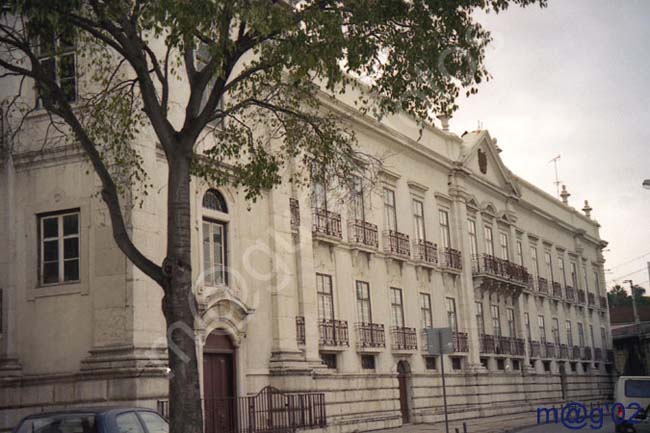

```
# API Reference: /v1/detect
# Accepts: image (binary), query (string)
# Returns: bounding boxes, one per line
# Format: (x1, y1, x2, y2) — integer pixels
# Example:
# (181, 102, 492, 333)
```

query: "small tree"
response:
(0, 1, 546, 433)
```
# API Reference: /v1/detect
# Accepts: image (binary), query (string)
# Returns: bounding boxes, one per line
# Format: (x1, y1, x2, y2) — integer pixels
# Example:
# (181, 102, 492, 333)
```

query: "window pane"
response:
(59, 54, 75, 80)
(61, 77, 76, 102)
(43, 217, 58, 238)
(63, 213, 79, 235)
(202, 222, 212, 286)
(116, 412, 145, 433)
(64, 237, 79, 259)
(43, 262, 59, 284)
(43, 239, 59, 261)
(64, 259, 79, 281)
(138, 412, 169, 433)
(212, 224, 224, 284)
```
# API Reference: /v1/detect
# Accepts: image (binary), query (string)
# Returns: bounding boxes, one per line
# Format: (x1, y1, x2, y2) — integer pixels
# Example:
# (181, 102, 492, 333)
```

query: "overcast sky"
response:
(450, 0, 650, 292)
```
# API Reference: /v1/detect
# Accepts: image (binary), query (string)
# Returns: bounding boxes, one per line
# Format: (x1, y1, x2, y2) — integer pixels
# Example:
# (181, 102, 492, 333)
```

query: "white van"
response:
(615, 376, 650, 433)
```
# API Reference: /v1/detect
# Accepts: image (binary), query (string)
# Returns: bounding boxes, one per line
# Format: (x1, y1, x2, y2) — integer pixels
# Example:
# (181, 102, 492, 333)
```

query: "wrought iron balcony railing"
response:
(571, 345, 581, 360)
(356, 322, 385, 348)
(440, 247, 463, 270)
(290, 198, 300, 231)
(496, 336, 526, 356)
(552, 282, 563, 298)
(383, 230, 410, 258)
(582, 346, 592, 361)
(565, 286, 576, 302)
(312, 208, 342, 239)
(391, 327, 418, 350)
(530, 340, 541, 358)
(594, 347, 602, 361)
(318, 319, 349, 346)
(543, 342, 556, 358)
(587, 292, 596, 307)
(296, 316, 306, 346)
(600, 296, 607, 309)
(472, 254, 529, 285)
(479, 334, 496, 354)
(538, 277, 549, 294)
(453, 332, 469, 353)
(577, 289, 586, 304)
(413, 239, 437, 264)
(348, 219, 378, 248)
(559, 344, 569, 359)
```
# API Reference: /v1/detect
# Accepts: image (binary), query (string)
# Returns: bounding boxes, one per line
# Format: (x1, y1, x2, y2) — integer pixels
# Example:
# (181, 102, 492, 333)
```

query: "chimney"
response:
(582, 200, 592, 218)
(437, 114, 450, 132)
(560, 185, 570, 205)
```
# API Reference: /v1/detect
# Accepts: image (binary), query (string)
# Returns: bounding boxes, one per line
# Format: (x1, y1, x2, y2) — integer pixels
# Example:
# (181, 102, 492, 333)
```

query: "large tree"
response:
(0, 1, 546, 433)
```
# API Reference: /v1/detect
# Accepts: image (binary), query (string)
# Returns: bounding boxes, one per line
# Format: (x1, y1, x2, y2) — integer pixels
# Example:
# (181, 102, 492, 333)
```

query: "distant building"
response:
(610, 305, 650, 375)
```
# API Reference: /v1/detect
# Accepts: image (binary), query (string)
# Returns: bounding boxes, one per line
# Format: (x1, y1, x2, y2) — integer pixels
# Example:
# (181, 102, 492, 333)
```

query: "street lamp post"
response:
(624, 279, 641, 325)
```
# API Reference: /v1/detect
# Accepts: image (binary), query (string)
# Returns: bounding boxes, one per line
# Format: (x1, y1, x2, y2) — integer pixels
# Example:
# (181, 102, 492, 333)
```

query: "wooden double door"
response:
(203, 333, 237, 433)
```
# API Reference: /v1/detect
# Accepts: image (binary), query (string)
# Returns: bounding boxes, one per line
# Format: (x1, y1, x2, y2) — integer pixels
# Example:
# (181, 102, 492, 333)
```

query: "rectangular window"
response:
(312, 180, 327, 209)
(413, 199, 426, 241)
(578, 323, 585, 347)
(476, 302, 485, 335)
(531, 246, 540, 277)
(203, 219, 227, 286)
(446, 298, 458, 333)
(545, 251, 554, 281)
(583, 264, 590, 291)
(499, 232, 509, 260)
(361, 354, 375, 370)
(424, 356, 437, 370)
(484, 226, 494, 256)
(552, 318, 560, 346)
(558, 257, 567, 286)
(566, 321, 573, 347)
(356, 281, 372, 324)
(420, 293, 433, 329)
(601, 326, 607, 349)
(538, 315, 546, 343)
(570, 262, 578, 288)
(439, 209, 451, 249)
(383, 188, 397, 231)
(491, 305, 501, 336)
(39, 210, 80, 285)
(390, 288, 405, 328)
(516, 240, 524, 266)
(524, 313, 531, 341)
(506, 308, 516, 337)
(321, 353, 337, 369)
(468, 219, 479, 256)
(33, 28, 77, 105)
(351, 176, 365, 221)
(316, 274, 334, 320)
(593, 270, 600, 293)
(589, 324, 595, 348)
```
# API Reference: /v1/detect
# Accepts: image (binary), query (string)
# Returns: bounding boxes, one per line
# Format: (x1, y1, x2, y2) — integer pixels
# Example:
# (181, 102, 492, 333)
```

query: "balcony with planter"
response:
(383, 230, 410, 260)
(413, 239, 437, 267)
(356, 322, 385, 349)
(391, 327, 418, 351)
(319, 319, 349, 348)
(440, 247, 463, 272)
(348, 219, 379, 251)
(472, 254, 529, 294)
(312, 208, 342, 242)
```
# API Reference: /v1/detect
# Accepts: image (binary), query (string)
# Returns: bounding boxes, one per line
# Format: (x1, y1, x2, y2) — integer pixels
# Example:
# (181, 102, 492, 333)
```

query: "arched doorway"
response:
(204, 331, 237, 433)
(397, 360, 411, 424)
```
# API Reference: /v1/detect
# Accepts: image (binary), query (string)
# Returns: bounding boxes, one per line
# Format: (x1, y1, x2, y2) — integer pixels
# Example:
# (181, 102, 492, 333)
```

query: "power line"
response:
(607, 251, 650, 270)
(607, 266, 647, 284)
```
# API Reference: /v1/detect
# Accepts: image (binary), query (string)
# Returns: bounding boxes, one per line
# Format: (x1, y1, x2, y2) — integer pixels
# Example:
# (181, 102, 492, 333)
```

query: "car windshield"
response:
(16, 414, 97, 433)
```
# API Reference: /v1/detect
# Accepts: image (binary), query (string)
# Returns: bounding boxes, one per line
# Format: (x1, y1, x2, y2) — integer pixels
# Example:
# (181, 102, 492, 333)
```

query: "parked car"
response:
(13, 407, 168, 433)
(615, 376, 650, 433)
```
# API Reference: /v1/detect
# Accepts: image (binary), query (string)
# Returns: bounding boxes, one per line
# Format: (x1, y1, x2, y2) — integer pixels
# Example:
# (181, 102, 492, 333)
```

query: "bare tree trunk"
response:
(163, 155, 203, 433)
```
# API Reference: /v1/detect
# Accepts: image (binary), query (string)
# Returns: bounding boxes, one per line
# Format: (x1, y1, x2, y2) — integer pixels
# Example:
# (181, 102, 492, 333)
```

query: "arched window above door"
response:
(203, 189, 228, 213)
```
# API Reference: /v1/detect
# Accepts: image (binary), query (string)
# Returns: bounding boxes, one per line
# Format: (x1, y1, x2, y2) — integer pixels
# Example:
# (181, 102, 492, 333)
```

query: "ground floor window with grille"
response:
(361, 354, 375, 370)
(320, 353, 337, 369)
(451, 357, 462, 370)
(424, 356, 437, 370)
(39, 209, 80, 285)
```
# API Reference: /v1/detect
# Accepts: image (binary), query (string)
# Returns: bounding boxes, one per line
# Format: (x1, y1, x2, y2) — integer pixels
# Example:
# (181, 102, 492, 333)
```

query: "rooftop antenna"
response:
(549, 154, 561, 197)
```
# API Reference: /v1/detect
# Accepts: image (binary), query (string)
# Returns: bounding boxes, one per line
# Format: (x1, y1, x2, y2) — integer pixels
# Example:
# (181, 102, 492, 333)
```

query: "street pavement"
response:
(516, 418, 615, 433)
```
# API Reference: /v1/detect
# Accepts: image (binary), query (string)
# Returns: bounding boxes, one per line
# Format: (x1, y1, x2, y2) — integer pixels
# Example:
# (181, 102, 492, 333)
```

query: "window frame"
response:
(420, 293, 433, 329)
(476, 302, 485, 336)
(516, 240, 524, 266)
(316, 273, 335, 321)
(566, 321, 573, 347)
(484, 225, 494, 256)
(524, 313, 531, 341)
(439, 209, 451, 249)
(544, 251, 554, 282)
(38, 209, 81, 286)
(412, 199, 426, 241)
(355, 281, 372, 324)
(351, 176, 366, 221)
(202, 218, 228, 287)
(468, 219, 478, 256)
(506, 308, 516, 337)
(491, 304, 501, 337)
(498, 232, 509, 261)
(552, 318, 560, 346)
(33, 28, 77, 106)
(446, 297, 458, 333)
(538, 315, 546, 343)
(383, 187, 398, 231)
(558, 257, 567, 286)
(530, 246, 540, 277)
(390, 287, 405, 328)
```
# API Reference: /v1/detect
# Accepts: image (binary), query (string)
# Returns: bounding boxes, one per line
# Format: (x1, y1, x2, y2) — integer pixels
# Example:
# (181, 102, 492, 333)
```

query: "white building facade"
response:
(0, 80, 614, 432)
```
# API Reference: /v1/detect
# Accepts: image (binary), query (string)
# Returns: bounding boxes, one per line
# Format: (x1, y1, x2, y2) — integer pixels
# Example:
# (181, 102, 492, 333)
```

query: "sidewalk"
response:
(369, 412, 537, 433)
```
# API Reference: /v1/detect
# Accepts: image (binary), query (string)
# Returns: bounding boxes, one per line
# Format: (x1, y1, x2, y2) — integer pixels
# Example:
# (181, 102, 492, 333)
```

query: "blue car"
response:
(13, 407, 168, 433)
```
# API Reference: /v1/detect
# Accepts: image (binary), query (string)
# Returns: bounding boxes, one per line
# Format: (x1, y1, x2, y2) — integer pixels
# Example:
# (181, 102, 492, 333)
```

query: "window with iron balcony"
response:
(311, 180, 342, 239)
(348, 176, 377, 248)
